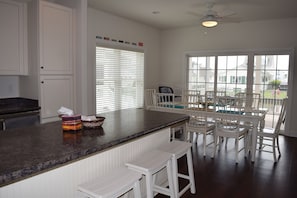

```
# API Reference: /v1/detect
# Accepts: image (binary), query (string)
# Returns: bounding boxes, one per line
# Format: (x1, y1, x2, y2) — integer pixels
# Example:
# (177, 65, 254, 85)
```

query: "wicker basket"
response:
(82, 116, 105, 128)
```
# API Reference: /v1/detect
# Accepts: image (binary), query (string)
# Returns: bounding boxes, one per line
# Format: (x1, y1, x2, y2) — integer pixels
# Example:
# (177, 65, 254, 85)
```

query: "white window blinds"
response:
(96, 46, 144, 113)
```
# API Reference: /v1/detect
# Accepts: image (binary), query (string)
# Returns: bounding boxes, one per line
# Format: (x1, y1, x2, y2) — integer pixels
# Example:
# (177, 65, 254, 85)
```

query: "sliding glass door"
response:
(187, 51, 291, 129)
(253, 55, 289, 128)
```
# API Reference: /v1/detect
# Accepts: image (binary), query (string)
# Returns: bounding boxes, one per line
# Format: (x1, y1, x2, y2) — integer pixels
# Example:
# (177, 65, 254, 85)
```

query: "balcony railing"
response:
(261, 98, 284, 128)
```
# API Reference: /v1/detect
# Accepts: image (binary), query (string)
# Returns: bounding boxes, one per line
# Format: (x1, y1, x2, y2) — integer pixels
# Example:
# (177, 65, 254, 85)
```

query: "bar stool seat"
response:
(78, 167, 142, 198)
(126, 150, 175, 198)
(158, 140, 196, 197)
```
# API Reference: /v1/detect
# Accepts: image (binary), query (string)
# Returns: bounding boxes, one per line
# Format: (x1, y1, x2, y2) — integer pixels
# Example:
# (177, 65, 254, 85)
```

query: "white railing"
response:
(261, 98, 283, 113)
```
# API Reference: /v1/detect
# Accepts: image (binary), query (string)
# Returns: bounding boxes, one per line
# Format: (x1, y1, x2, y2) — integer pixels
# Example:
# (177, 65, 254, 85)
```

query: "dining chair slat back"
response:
(155, 93, 175, 107)
(205, 91, 226, 111)
(235, 92, 261, 111)
(145, 89, 157, 108)
(182, 90, 201, 108)
(257, 98, 288, 162)
(186, 115, 215, 156)
(273, 98, 287, 135)
(213, 101, 249, 163)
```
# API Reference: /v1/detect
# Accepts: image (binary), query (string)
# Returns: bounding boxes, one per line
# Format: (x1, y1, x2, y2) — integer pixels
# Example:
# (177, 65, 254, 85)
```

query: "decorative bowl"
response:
(82, 116, 105, 129)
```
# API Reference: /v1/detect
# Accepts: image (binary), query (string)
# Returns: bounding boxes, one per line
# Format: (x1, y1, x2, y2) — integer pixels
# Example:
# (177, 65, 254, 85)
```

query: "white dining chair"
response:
(182, 90, 201, 109)
(212, 111, 249, 163)
(159, 86, 182, 102)
(144, 89, 157, 108)
(250, 93, 261, 110)
(155, 92, 175, 107)
(205, 91, 226, 100)
(186, 115, 215, 156)
(213, 118, 249, 163)
(235, 92, 261, 111)
(205, 91, 226, 111)
(257, 98, 287, 162)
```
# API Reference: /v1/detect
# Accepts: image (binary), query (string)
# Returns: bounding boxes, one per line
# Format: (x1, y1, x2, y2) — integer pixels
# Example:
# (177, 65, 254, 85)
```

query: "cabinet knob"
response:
(41, 66, 44, 69)
(41, 81, 44, 84)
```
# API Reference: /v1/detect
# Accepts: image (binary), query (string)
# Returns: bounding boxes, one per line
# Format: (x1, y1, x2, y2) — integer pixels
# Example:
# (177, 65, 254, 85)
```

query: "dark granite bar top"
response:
(0, 98, 40, 117)
(0, 108, 189, 187)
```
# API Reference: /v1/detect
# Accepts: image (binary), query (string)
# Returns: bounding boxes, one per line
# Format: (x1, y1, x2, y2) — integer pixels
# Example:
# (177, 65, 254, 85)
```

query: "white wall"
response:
(86, 7, 161, 114)
(159, 18, 297, 137)
(0, 76, 19, 98)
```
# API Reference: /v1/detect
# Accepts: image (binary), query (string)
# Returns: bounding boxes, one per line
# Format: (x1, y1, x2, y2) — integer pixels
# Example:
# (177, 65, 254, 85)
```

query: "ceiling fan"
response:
(200, 2, 237, 28)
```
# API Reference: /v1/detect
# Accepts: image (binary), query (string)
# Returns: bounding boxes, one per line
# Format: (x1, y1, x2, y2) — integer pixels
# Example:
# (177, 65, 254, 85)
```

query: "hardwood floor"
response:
(156, 134, 297, 198)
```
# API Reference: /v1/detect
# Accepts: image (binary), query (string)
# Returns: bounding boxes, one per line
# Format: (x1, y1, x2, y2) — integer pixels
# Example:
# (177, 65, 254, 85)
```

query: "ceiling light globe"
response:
(202, 20, 218, 28)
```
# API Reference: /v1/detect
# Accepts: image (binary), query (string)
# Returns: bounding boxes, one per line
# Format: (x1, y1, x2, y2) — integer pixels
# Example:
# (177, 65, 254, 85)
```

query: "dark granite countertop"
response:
(0, 98, 40, 117)
(0, 108, 189, 187)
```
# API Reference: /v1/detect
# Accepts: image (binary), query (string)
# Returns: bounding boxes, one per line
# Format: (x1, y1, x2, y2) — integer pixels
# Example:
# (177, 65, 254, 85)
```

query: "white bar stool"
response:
(78, 167, 142, 198)
(158, 140, 196, 197)
(126, 150, 175, 198)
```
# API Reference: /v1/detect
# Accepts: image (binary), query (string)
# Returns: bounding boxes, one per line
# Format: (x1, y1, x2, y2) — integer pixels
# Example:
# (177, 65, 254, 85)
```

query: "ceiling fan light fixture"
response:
(201, 16, 218, 28)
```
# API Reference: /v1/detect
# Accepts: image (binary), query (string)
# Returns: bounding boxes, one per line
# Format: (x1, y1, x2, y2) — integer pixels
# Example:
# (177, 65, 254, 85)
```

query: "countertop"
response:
(0, 108, 188, 187)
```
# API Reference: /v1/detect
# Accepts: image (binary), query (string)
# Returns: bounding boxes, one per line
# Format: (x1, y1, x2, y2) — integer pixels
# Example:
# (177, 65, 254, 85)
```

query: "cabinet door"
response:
(0, 0, 27, 75)
(39, 1, 73, 75)
(40, 75, 74, 123)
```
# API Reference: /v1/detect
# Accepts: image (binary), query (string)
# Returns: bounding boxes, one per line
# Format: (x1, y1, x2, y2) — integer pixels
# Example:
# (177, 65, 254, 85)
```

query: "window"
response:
(217, 55, 248, 96)
(253, 55, 289, 128)
(188, 56, 215, 94)
(186, 50, 292, 129)
(188, 55, 248, 96)
(96, 46, 144, 113)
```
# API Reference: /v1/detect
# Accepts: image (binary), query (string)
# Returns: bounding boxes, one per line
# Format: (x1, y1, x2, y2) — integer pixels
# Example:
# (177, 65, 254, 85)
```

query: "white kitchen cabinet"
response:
(39, 1, 73, 75)
(0, 0, 28, 75)
(40, 75, 74, 123)
(38, 1, 75, 123)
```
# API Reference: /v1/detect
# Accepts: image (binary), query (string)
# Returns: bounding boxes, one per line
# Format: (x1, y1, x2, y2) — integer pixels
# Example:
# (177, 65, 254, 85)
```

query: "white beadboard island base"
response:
(0, 128, 170, 198)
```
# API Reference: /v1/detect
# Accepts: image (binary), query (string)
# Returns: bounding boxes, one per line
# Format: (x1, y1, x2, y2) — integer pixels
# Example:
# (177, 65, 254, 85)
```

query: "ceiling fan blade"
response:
(187, 11, 204, 18)
(218, 17, 241, 23)
(218, 9, 236, 17)
(188, 0, 241, 25)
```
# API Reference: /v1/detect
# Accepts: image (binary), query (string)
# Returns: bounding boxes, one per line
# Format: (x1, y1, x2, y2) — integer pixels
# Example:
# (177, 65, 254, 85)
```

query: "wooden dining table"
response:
(147, 105, 267, 162)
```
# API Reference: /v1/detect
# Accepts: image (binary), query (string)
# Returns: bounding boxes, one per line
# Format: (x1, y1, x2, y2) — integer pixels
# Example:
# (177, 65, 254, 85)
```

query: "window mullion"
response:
(246, 53, 254, 95)
(214, 56, 218, 93)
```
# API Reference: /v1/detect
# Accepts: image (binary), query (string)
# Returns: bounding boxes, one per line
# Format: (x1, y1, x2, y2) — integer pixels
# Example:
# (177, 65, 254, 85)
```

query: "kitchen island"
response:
(0, 108, 188, 198)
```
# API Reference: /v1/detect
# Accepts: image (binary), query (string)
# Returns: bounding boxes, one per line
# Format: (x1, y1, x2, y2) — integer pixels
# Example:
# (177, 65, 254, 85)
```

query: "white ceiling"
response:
(88, 0, 297, 29)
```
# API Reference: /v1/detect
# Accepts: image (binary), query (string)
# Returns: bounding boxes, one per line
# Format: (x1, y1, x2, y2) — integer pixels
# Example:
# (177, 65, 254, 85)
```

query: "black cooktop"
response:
(0, 97, 40, 115)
